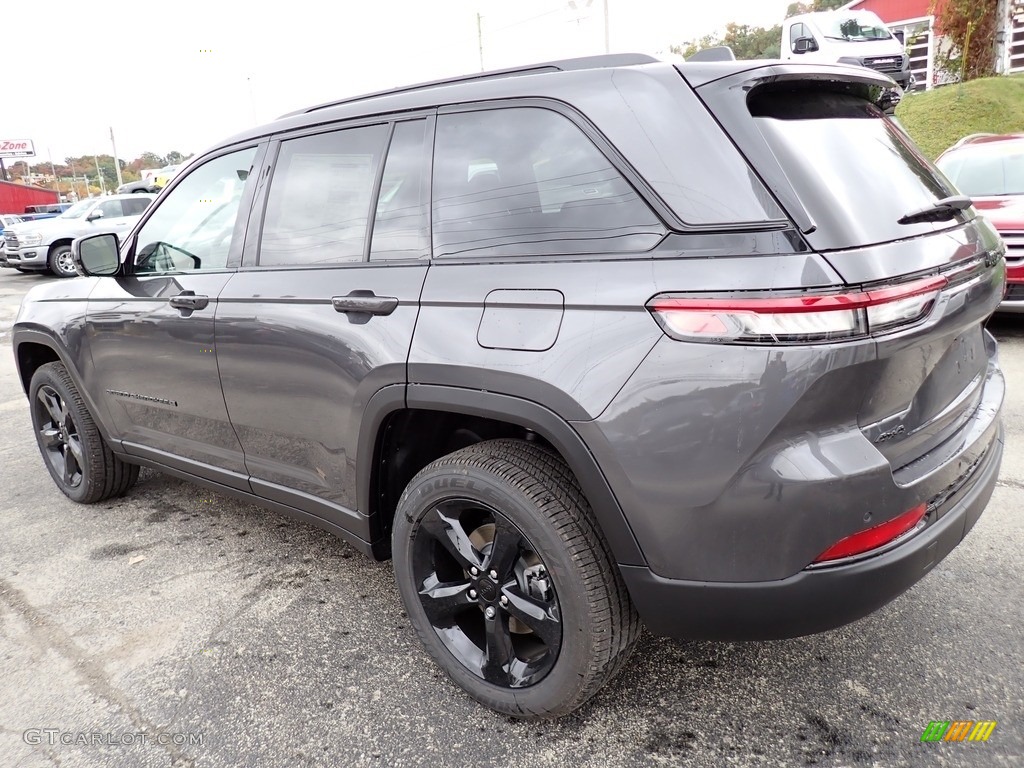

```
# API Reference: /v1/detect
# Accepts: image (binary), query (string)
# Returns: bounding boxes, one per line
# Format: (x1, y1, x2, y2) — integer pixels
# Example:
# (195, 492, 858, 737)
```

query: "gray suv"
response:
(12, 55, 1006, 718)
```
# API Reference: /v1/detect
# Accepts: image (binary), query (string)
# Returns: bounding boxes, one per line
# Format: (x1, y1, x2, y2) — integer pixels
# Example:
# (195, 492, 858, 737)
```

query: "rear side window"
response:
(432, 107, 664, 258)
(747, 84, 961, 250)
(260, 124, 389, 266)
(370, 119, 430, 261)
(122, 197, 151, 216)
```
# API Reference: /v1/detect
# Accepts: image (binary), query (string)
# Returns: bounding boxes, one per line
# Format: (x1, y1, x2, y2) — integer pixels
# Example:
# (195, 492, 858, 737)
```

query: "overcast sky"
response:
(5, 0, 791, 164)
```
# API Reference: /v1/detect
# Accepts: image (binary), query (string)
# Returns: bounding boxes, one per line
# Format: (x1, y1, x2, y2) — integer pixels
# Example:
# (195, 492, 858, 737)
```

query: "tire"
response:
(392, 438, 641, 718)
(47, 244, 77, 278)
(29, 362, 139, 503)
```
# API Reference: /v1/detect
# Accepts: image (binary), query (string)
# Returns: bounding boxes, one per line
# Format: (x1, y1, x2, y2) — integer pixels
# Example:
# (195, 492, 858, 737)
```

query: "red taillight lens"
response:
(812, 504, 928, 564)
(647, 276, 947, 344)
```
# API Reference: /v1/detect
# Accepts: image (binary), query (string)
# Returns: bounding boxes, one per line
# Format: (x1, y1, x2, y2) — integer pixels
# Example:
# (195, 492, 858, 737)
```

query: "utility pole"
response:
(110, 127, 124, 187)
(93, 154, 107, 195)
(48, 148, 59, 199)
(477, 12, 484, 71)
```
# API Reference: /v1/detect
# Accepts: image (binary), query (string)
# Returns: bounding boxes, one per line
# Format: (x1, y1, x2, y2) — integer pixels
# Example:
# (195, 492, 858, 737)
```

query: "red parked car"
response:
(937, 134, 1024, 312)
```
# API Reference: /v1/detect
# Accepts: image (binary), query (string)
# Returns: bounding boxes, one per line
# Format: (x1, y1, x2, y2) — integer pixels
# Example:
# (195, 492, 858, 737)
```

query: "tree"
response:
(932, 0, 999, 81)
(164, 150, 187, 165)
(138, 151, 166, 169)
(673, 23, 781, 61)
(786, 0, 845, 17)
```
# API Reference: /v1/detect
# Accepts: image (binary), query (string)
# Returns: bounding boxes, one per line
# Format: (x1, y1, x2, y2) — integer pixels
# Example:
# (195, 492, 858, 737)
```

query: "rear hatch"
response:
(682, 63, 1006, 477)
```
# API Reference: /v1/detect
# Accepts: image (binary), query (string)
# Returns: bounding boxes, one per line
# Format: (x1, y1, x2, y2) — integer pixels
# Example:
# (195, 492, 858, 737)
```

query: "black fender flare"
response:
(357, 383, 645, 566)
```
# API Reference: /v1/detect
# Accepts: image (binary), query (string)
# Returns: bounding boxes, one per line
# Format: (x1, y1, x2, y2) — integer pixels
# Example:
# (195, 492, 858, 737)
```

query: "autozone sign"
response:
(0, 139, 36, 157)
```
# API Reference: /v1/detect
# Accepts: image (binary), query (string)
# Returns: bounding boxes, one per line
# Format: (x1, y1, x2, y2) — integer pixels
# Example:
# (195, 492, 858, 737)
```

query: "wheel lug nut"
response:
(500, 595, 508, 606)
(484, 606, 496, 619)
(470, 567, 478, 576)
(489, 569, 498, 579)
(469, 589, 477, 599)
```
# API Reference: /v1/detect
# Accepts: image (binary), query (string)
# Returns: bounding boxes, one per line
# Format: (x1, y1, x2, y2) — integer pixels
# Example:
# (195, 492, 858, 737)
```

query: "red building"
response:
(844, 0, 1024, 87)
(0, 180, 59, 215)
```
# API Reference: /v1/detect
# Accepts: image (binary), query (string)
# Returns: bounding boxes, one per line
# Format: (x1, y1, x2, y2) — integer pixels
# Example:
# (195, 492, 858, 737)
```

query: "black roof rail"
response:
(279, 53, 660, 118)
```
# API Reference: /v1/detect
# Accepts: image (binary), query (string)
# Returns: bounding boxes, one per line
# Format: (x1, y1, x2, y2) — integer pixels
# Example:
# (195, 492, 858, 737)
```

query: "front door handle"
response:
(169, 291, 210, 311)
(331, 292, 399, 317)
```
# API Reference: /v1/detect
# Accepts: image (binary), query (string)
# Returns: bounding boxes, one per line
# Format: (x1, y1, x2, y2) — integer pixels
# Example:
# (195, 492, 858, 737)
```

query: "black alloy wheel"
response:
(393, 439, 640, 718)
(411, 498, 562, 689)
(34, 383, 84, 489)
(28, 362, 139, 503)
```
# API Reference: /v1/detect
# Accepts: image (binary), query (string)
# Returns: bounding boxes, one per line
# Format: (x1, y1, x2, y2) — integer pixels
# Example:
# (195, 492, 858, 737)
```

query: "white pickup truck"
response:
(3, 194, 154, 277)
(781, 10, 912, 90)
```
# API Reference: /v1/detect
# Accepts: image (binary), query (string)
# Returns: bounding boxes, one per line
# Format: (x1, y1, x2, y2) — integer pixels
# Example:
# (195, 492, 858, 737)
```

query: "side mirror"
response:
(73, 233, 121, 277)
(794, 36, 819, 54)
(86, 209, 104, 222)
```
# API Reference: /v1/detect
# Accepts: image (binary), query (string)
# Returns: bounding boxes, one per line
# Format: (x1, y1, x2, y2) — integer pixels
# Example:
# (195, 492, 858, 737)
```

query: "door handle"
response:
(169, 291, 210, 311)
(331, 292, 399, 317)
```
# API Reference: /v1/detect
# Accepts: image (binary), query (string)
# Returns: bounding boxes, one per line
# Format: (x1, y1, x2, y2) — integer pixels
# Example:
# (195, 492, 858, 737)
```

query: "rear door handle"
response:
(331, 292, 399, 317)
(169, 291, 210, 311)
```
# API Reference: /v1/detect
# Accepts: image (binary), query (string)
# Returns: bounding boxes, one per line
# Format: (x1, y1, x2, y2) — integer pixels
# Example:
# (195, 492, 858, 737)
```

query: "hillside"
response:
(896, 75, 1024, 160)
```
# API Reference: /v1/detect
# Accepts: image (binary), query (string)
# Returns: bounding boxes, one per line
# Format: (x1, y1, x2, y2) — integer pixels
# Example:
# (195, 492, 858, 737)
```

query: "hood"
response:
(973, 196, 1024, 231)
(9, 215, 80, 235)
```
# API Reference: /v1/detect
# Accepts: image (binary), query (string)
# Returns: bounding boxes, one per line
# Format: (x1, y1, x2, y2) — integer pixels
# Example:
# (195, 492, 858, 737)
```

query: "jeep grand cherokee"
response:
(13, 54, 1005, 718)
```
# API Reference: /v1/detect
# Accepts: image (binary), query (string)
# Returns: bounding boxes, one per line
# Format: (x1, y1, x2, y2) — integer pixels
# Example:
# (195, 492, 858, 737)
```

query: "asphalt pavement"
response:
(0, 267, 1021, 767)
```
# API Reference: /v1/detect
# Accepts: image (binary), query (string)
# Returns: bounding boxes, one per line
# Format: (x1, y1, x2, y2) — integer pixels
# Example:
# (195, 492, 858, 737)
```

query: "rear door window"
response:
(259, 124, 389, 266)
(432, 107, 664, 258)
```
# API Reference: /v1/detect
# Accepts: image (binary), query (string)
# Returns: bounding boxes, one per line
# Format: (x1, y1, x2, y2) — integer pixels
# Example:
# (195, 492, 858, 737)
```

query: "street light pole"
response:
(477, 12, 485, 71)
(110, 127, 124, 188)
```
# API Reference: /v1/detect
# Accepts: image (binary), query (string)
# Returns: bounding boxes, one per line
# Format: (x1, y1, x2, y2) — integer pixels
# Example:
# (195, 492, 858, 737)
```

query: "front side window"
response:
(259, 124, 389, 267)
(433, 107, 663, 258)
(96, 199, 124, 219)
(135, 147, 256, 274)
(790, 23, 807, 48)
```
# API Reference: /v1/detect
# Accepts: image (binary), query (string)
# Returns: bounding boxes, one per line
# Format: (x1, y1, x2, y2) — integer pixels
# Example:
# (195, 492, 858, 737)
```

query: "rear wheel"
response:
(392, 438, 640, 718)
(47, 244, 76, 278)
(29, 362, 139, 503)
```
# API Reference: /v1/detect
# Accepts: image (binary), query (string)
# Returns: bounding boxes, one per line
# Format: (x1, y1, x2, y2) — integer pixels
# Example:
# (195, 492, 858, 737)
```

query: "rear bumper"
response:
(621, 424, 1002, 640)
(997, 280, 1024, 313)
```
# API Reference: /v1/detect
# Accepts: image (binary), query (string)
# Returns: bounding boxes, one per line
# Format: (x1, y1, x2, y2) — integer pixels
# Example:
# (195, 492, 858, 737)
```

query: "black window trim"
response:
(122, 140, 269, 277)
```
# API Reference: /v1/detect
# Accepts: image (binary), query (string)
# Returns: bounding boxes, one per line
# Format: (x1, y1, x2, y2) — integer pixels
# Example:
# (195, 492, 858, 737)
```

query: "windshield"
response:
(59, 199, 96, 219)
(820, 12, 892, 41)
(937, 144, 1024, 197)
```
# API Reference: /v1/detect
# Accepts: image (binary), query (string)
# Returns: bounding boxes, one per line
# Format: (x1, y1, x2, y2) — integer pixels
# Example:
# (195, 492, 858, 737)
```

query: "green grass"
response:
(895, 75, 1024, 160)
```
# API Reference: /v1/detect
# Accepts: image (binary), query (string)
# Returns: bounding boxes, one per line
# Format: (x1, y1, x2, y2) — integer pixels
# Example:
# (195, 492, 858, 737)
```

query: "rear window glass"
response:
(748, 86, 962, 250)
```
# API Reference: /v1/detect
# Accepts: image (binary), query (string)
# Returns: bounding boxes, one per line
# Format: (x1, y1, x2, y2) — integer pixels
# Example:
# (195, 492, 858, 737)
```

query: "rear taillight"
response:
(647, 276, 947, 344)
(812, 503, 927, 564)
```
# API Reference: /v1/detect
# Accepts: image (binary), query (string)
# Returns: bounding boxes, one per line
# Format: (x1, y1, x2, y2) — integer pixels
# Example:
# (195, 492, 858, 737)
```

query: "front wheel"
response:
(48, 244, 77, 278)
(29, 362, 139, 503)
(392, 439, 640, 718)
